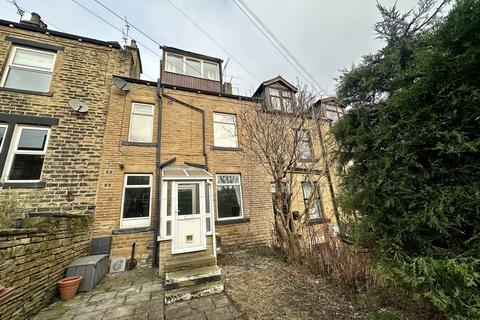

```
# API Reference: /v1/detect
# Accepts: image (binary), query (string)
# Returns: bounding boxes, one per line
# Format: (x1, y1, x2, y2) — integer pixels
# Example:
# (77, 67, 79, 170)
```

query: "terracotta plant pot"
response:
(58, 276, 82, 301)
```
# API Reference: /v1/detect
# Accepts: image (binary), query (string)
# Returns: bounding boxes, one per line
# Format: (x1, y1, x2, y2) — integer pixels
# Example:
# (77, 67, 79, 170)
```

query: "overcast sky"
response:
(2, 0, 421, 96)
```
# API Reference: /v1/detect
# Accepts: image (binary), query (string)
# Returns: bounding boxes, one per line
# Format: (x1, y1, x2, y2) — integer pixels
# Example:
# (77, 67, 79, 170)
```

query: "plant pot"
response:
(58, 276, 83, 301)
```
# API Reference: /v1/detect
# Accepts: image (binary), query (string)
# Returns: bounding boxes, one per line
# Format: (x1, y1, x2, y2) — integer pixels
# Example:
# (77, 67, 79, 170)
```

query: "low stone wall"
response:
(0, 214, 93, 320)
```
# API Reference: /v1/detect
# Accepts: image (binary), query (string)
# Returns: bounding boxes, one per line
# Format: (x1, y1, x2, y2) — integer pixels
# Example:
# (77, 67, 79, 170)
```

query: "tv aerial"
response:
(68, 99, 89, 113)
(112, 77, 131, 92)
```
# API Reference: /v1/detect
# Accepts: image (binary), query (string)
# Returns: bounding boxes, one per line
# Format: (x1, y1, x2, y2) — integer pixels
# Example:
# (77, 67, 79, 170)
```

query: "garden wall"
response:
(0, 214, 92, 320)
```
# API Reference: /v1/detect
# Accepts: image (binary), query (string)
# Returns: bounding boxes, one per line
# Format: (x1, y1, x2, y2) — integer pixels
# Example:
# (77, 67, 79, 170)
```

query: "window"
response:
(121, 174, 152, 228)
(186, 58, 202, 77)
(216, 174, 243, 220)
(324, 103, 345, 122)
(269, 88, 293, 112)
(213, 113, 238, 148)
(3, 126, 50, 182)
(0, 124, 7, 152)
(205, 181, 213, 233)
(203, 62, 220, 81)
(165, 52, 220, 81)
(302, 181, 323, 219)
(1, 46, 56, 92)
(129, 103, 154, 143)
(295, 129, 314, 160)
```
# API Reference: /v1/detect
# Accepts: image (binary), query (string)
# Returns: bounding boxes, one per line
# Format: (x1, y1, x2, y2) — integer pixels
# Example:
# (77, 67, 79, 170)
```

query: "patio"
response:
(32, 267, 241, 320)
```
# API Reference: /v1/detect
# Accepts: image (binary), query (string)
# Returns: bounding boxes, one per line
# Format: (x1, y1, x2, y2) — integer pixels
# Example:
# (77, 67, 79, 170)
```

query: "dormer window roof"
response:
(162, 46, 222, 81)
(253, 76, 297, 113)
(160, 46, 223, 93)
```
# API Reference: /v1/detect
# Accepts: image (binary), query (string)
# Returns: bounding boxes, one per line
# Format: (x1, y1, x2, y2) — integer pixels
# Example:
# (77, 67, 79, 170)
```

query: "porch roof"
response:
(161, 165, 213, 180)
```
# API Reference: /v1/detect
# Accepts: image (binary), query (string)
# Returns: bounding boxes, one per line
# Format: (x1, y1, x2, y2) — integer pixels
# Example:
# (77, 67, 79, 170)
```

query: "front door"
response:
(172, 181, 206, 254)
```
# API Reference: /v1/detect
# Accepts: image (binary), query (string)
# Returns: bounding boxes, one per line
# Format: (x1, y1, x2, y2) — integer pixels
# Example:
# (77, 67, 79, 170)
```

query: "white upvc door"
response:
(172, 181, 207, 254)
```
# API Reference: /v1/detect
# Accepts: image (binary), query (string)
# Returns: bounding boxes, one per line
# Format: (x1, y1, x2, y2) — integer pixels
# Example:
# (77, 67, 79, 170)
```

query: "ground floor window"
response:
(216, 174, 244, 220)
(2, 125, 50, 182)
(301, 181, 323, 219)
(120, 174, 152, 228)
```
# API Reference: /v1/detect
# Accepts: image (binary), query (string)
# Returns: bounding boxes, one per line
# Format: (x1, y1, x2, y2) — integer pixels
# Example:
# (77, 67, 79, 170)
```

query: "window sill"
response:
(216, 217, 250, 225)
(308, 218, 331, 225)
(121, 141, 156, 147)
(0, 181, 46, 189)
(112, 226, 153, 235)
(0, 87, 53, 97)
(210, 146, 244, 152)
(299, 158, 318, 163)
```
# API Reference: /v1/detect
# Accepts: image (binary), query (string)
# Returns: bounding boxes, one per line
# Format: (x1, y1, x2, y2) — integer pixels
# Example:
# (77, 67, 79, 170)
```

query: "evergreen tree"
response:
(333, 0, 480, 317)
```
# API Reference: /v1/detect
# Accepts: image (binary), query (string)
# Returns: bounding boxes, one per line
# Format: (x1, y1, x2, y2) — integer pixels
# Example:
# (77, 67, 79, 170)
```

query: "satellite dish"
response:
(112, 77, 131, 91)
(68, 99, 89, 113)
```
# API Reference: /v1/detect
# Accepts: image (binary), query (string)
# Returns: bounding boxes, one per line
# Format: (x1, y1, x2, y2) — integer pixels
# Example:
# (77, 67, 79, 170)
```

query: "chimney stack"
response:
(130, 39, 138, 49)
(223, 82, 232, 95)
(20, 12, 48, 29)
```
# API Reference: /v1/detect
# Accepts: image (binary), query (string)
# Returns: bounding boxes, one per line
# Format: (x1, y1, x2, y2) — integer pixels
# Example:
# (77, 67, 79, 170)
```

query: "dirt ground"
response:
(219, 248, 368, 320)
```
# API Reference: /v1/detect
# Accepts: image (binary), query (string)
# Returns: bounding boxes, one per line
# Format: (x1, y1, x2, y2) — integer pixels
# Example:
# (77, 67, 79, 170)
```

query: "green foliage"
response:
(333, 0, 480, 318)
(0, 189, 37, 228)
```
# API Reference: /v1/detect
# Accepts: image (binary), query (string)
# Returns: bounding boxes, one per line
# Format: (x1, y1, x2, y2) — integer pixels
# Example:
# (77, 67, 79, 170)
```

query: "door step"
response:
(164, 280, 224, 304)
(164, 266, 223, 304)
(165, 266, 222, 290)
(164, 253, 215, 273)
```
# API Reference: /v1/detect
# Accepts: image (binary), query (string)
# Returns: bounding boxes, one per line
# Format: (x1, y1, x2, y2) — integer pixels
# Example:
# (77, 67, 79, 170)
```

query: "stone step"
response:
(164, 280, 224, 304)
(165, 266, 222, 290)
(164, 254, 215, 273)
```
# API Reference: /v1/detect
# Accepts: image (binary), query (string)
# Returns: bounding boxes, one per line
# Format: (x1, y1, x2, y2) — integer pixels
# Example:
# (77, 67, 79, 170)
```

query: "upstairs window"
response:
(324, 103, 345, 122)
(165, 52, 220, 81)
(129, 103, 154, 143)
(3, 126, 50, 182)
(213, 113, 238, 148)
(1, 46, 56, 92)
(295, 129, 314, 160)
(269, 88, 293, 112)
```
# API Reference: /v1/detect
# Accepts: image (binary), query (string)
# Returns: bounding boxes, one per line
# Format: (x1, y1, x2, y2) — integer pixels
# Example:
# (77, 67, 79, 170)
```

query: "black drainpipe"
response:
(152, 81, 163, 268)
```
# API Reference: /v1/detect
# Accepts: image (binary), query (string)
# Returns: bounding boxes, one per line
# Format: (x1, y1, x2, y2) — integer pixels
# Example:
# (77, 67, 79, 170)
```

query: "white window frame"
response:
(205, 180, 214, 235)
(216, 174, 244, 221)
(128, 103, 154, 143)
(213, 112, 239, 148)
(301, 181, 323, 219)
(165, 52, 220, 81)
(0, 124, 8, 153)
(120, 174, 152, 229)
(2, 125, 50, 183)
(0, 46, 56, 92)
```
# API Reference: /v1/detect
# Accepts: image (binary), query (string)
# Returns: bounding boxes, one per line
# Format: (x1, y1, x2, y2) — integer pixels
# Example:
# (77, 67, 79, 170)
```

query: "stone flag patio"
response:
(32, 268, 242, 320)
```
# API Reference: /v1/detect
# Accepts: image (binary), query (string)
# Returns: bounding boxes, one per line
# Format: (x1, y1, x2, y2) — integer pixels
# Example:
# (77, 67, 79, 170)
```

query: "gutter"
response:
(152, 80, 163, 268)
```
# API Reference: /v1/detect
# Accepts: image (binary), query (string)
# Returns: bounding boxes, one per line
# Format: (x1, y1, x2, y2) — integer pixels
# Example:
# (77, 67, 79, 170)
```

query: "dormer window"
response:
(165, 52, 220, 81)
(269, 88, 293, 112)
(324, 103, 345, 122)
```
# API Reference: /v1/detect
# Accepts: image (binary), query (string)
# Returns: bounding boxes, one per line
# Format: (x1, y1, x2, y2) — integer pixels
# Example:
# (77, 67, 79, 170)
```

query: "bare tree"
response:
(238, 84, 330, 260)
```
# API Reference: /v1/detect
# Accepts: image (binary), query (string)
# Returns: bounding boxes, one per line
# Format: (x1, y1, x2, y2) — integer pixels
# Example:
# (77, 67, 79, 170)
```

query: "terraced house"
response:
(0, 13, 141, 318)
(0, 12, 343, 311)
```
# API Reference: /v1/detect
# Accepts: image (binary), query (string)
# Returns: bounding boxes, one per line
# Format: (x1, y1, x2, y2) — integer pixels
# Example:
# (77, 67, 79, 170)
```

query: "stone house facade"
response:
(0, 13, 342, 287)
(92, 45, 342, 278)
(0, 14, 141, 215)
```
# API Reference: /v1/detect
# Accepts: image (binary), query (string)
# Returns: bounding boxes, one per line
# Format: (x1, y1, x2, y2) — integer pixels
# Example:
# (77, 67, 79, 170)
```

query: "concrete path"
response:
(33, 268, 164, 320)
(33, 267, 241, 320)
